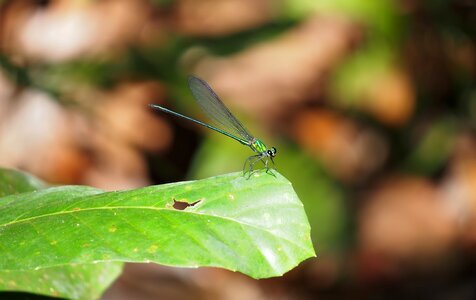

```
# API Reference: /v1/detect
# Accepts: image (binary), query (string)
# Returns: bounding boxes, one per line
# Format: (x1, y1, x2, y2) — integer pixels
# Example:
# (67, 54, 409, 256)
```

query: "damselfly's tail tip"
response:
(149, 104, 166, 112)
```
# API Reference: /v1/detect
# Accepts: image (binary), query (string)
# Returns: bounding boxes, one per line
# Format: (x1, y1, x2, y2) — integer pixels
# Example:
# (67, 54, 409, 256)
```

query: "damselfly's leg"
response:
(263, 157, 277, 177)
(260, 156, 270, 170)
(243, 155, 261, 177)
(269, 156, 276, 171)
(256, 154, 277, 177)
(248, 154, 265, 174)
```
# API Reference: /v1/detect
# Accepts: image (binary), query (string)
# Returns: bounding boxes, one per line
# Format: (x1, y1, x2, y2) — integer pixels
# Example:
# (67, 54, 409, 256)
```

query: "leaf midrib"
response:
(0, 204, 284, 234)
(1, 204, 310, 254)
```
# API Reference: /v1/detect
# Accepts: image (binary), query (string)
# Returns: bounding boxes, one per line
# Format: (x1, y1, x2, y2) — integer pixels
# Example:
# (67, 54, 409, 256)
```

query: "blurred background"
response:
(0, 0, 475, 299)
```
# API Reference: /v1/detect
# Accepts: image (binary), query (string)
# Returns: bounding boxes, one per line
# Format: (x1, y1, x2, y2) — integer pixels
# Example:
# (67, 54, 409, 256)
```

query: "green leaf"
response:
(0, 168, 46, 197)
(282, 0, 401, 39)
(189, 135, 348, 254)
(403, 119, 457, 175)
(0, 168, 123, 299)
(0, 263, 123, 300)
(0, 170, 314, 288)
(329, 45, 396, 108)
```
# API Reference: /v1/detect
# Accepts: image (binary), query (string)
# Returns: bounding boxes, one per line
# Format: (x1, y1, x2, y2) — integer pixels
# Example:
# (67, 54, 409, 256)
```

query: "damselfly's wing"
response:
(188, 76, 254, 144)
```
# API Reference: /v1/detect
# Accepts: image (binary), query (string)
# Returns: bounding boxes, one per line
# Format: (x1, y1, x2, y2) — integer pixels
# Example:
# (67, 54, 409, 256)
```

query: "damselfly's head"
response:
(267, 147, 277, 158)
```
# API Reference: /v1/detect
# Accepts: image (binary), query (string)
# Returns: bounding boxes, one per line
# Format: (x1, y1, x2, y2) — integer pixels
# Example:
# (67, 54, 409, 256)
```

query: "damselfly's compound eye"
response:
(268, 147, 277, 157)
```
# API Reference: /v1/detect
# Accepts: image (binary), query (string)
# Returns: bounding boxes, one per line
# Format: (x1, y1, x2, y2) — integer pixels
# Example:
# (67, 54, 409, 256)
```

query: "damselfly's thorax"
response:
(250, 139, 276, 157)
(243, 142, 277, 177)
(250, 139, 266, 153)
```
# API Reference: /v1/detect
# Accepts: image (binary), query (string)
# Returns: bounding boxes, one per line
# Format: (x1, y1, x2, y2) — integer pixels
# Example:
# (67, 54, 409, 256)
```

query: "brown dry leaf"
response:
(304, 255, 342, 290)
(0, 71, 16, 120)
(440, 134, 476, 247)
(0, 80, 171, 189)
(1, 0, 154, 62)
(104, 264, 269, 300)
(446, 36, 476, 77)
(191, 16, 360, 123)
(293, 109, 387, 183)
(0, 89, 90, 184)
(359, 177, 458, 269)
(175, 0, 276, 37)
(96, 81, 172, 153)
(190, 268, 265, 300)
(80, 131, 150, 191)
(74, 81, 173, 190)
(104, 264, 216, 300)
(363, 67, 415, 127)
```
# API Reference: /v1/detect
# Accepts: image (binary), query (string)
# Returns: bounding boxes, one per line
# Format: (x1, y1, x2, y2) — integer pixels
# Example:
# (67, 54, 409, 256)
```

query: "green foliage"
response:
(0, 168, 122, 299)
(403, 119, 457, 175)
(282, 0, 405, 117)
(0, 263, 123, 300)
(0, 168, 314, 299)
(0, 168, 46, 197)
(282, 0, 402, 38)
(330, 46, 394, 108)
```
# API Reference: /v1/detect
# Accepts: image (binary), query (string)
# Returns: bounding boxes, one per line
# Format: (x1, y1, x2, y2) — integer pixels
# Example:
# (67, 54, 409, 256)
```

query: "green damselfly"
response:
(150, 76, 276, 175)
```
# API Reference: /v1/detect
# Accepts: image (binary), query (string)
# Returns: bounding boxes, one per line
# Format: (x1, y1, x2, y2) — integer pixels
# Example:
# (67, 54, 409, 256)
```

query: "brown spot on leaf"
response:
(173, 199, 201, 210)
